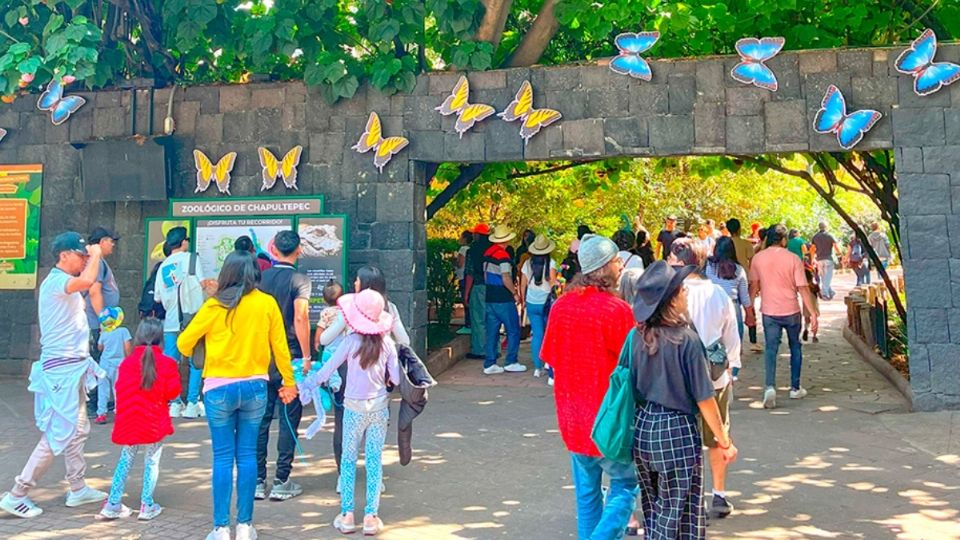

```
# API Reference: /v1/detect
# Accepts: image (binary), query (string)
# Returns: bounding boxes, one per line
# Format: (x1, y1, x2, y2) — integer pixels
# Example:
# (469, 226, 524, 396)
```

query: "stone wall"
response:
(0, 44, 957, 409)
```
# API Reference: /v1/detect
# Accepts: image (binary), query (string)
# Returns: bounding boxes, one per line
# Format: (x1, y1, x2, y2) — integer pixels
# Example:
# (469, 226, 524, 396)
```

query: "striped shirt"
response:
(704, 262, 752, 309)
(483, 244, 514, 303)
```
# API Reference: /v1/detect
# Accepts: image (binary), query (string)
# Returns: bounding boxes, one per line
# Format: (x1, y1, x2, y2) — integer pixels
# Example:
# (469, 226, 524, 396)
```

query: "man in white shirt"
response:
(669, 238, 741, 520)
(153, 227, 208, 418)
(0, 232, 108, 518)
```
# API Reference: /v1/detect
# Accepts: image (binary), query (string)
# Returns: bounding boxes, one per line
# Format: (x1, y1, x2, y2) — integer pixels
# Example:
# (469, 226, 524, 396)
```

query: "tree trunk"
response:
(475, 0, 513, 47)
(507, 0, 559, 68)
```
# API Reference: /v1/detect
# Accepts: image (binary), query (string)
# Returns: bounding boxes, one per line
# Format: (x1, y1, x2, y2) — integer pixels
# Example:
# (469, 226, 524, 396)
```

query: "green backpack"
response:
(591, 328, 639, 464)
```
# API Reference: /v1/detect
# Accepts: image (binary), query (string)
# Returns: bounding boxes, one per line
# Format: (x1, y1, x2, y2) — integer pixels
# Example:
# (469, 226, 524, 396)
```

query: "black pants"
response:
(256, 376, 303, 483)
(332, 363, 348, 472)
(86, 329, 102, 417)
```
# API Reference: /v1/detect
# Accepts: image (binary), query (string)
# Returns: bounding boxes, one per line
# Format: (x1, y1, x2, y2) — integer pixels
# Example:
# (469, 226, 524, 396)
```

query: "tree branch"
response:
(426, 163, 487, 220)
(507, 0, 559, 67)
(508, 160, 599, 179)
(475, 0, 513, 47)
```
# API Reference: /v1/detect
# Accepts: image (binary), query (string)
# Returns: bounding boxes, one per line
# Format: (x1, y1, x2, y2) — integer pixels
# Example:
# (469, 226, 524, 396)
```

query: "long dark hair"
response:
(708, 236, 740, 280)
(357, 265, 387, 296)
(638, 287, 687, 355)
(358, 333, 386, 370)
(134, 318, 164, 390)
(216, 251, 261, 327)
(530, 254, 550, 286)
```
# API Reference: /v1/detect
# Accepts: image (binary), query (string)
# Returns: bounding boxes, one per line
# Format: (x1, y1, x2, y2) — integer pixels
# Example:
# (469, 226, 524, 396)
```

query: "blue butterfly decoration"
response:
(813, 85, 882, 150)
(609, 32, 660, 81)
(730, 37, 785, 91)
(37, 78, 86, 126)
(895, 28, 960, 97)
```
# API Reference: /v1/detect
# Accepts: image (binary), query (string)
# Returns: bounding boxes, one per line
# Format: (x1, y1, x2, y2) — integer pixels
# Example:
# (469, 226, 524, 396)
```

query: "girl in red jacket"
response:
(97, 318, 181, 521)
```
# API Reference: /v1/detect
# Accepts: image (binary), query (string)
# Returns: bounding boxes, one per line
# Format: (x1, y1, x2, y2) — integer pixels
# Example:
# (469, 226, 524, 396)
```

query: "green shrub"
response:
(427, 237, 461, 328)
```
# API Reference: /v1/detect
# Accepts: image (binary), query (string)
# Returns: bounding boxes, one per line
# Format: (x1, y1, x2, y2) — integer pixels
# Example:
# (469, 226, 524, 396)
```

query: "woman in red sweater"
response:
(97, 318, 181, 522)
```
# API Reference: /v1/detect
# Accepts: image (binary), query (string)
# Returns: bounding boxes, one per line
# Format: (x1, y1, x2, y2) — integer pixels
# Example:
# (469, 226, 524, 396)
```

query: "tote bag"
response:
(591, 328, 638, 464)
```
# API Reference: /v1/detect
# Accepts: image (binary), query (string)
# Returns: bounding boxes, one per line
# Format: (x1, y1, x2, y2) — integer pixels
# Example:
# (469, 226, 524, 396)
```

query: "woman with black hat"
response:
(629, 261, 738, 538)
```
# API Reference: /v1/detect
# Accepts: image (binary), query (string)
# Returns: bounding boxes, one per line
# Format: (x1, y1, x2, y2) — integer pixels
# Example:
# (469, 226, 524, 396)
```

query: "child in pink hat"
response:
(309, 289, 399, 536)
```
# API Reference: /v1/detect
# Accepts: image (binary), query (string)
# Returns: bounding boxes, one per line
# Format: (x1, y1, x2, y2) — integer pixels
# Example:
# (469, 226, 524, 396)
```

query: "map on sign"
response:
(195, 217, 293, 278)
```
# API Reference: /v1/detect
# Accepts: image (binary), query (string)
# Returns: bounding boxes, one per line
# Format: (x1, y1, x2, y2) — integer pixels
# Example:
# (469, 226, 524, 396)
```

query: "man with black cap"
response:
(0, 232, 108, 518)
(153, 226, 209, 419)
(83, 226, 121, 417)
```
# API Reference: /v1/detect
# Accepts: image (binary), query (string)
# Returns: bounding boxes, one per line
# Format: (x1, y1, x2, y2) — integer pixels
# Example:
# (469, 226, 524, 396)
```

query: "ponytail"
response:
(357, 333, 386, 370)
(141, 345, 158, 391)
(134, 318, 164, 391)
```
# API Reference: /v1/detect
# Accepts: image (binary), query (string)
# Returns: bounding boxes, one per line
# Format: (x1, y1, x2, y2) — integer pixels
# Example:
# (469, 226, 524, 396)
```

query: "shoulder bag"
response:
(591, 328, 639, 464)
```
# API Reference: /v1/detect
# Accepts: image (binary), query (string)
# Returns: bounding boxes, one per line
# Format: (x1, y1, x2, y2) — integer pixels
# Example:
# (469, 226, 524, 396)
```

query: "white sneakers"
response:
(65, 486, 108, 508)
(181, 402, 205, 419)
(504, 363, 527, 373)
(169, 402, 183, 418)
(483, 365, 505, 375)
(0, 492, 42, 518)
(762, 387, 777, 409)
(236, 523, 258, 540)
(789, 387, 808, 400)
(533, 369, 542, 378)
(205, 527, 231, 540)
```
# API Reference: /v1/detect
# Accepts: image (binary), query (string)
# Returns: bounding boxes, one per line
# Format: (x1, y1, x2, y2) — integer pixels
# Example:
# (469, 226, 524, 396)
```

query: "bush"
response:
(427, 237, 461, 328)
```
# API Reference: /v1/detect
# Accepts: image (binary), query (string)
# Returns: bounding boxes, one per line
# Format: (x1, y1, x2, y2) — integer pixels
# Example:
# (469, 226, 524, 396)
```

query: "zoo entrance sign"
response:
(170, 196, 323, 218)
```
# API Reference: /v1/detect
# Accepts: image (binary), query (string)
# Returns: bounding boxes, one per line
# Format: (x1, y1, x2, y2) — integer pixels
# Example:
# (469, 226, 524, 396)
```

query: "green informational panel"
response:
(296, 214, 349, 322)
(0, 164, 42, 289)
(194, 216, 294, 278)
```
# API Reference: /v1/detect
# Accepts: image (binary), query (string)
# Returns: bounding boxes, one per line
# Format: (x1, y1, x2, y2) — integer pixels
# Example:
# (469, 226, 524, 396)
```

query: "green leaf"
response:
(332, 74, 359, 99)
(17, 56, 42, 73)
(43, 14, 65, 36)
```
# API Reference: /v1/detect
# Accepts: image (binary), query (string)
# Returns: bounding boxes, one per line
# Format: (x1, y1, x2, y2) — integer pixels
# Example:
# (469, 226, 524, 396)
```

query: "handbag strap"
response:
(618, 328, 636, 369)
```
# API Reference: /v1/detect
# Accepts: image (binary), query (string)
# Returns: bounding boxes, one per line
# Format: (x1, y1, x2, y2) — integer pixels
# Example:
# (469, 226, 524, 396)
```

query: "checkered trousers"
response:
(633, 402, 706, 540)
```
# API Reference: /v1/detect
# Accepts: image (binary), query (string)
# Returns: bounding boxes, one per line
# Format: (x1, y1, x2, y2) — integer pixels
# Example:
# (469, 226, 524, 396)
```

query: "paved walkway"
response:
(0, 272, 957, 539)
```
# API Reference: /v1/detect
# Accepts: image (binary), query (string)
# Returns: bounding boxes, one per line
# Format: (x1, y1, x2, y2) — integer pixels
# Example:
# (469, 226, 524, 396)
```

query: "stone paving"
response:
(0, 272, 957, 539)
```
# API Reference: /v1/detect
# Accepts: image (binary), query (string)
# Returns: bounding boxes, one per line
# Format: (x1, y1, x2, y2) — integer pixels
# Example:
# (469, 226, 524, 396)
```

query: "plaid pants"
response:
(633, 402, 705, 540)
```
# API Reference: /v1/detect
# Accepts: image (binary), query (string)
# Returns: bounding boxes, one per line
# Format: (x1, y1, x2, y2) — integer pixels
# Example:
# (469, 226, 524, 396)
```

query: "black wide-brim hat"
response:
(632, 261, 697, 323)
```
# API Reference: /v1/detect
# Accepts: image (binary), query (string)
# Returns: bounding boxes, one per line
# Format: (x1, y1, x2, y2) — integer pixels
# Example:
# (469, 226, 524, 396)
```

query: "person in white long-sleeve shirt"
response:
(668, 238, 741, 520)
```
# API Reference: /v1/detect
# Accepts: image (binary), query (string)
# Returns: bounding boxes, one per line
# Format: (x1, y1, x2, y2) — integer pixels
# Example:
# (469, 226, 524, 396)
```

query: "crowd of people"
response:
(0, 225, 416, 539)
(452, 214, 893, 538)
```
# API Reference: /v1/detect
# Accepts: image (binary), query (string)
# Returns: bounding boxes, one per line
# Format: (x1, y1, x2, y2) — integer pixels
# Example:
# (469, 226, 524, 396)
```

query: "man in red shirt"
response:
(541, 234, 637, 540)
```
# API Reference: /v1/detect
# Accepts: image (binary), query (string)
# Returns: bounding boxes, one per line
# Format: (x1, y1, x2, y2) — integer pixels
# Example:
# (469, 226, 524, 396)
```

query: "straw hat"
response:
(488, 225, 517, 244)
(338, 289, 394, 335)
(527, 234, 556, 256)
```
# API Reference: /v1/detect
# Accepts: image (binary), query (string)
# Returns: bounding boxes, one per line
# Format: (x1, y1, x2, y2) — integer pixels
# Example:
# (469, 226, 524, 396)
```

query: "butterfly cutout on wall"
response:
(895, 28, 960, 97)
(0, 128, 6, 143)
(258, 146, 303, 191)
(37, 78, 86, 125)
(730, 37, 785, 92)
(813, 85, 882, 150)
(498, 81, 562, 145)
(351, 112, 409, 173)
(193, 150, 237, 195)
(609, 32, 660, 81)
(435, 76, 496, 138)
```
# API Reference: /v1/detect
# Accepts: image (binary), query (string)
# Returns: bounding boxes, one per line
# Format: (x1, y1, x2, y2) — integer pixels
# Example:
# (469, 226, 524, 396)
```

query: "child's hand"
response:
(302, 358, 313, 375)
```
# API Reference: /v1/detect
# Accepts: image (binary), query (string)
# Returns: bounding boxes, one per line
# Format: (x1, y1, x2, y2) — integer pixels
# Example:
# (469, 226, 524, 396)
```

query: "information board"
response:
(194, 217, 294, 278)
(297, 215, 348, 322)
(143, 218, 192, 281)
(0, 164, 42, 289)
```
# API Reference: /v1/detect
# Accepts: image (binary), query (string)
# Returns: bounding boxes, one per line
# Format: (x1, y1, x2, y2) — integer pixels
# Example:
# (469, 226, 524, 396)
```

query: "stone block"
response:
(523, 121, 563, 161)
(767, 54, 802, 101)
(851, 77, 897, 108)
(894, 147, 923, 173)
(628, 85, 668, 115)
(184, 86, 220, 114)
(798, 50, 837, 74)
(305, 99, 331, 132)
(95, 91, 122, 108)
(308, 132, 345, 166)
(558, 119, 604, 157)
(668, 74, 696, 115)
(695, 60, 724, 101)
(693, 102, 724, 148)
(911, 308, 950, 344)
(222, 111, 256, 143)
(802, 73, 851, 116)
(505, 69, 531, 93)
(94, 107, 127, 138)
(354, 183, 377, 223)
(543, 90, 587, 121)
(443, 131, 485, 162)
(18, 115, 46, 145)
(725, 87, 768, 116)
(484, 120, 524, 162)
(535, 66, 581, 91)
(586, 88, 628, 119)
(376, 183, 416, 223)
(371, 222, 413, 250)
(410, 76, 429, 96)
(948, 309, 960, 344)
(581, 65, 629, 90)
(252, 108, 281, 141)
(380, 249, 418, 292)
(725, 116, 764, 154)
(44, 120, 69, 144)
(946, 110, 960, 143)
(428, 73, 462, 95)
(365, 86, 392, 114)
(0, 110, 19, 129)
(892, 107, 945, 147)
(897, 173, 950, 215)
(649, 115, 694, 155)
(379, 153, 409, 183)
(250, 86, 286, 109)
(467, 70, 507, 90)
(906, 215, 949, 260)
(407, 130, 445, 163)
(285, 81, 307, 103)
(219, 85, 251, 112)
(837, 50, 873, 76)
(764, 100, 807, 145)
(604, 117, 648, 152)
(898, 76, 952, 108)
(928, 344, 960, 389)
(923, 145, 960, 175)
(281, 103, 306, 131)
(173, 100, 200, 136)
(340, 145, 379, 184)
(403, 96, 441, 131)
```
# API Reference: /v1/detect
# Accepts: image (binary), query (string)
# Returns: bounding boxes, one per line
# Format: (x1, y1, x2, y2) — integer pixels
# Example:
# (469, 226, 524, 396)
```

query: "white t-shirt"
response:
(38, 268, 90, 361)
(617, 251, 644, 271)
(154, 251, 207, 333)
(455, 245, 469, 280)
(521, 259, 556, 305)
(684, 278, 741, 390)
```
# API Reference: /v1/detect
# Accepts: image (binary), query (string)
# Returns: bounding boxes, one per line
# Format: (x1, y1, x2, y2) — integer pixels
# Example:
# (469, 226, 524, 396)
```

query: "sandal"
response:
(363, 515, 383, 536)
(334, 513, 356, 534)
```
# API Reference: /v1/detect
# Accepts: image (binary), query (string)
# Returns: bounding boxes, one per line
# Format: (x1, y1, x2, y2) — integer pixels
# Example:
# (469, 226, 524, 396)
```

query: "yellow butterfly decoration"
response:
(435, 75, 496, 138)
(351, 112, 409, 173)
(498, 81, 562, 145)
(193, 149, 237, 195)
(258, 146, 303, 191)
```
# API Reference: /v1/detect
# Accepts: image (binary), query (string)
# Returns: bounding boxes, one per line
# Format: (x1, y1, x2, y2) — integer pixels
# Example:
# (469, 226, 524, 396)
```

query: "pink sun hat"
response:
(338, 289, 394, 335)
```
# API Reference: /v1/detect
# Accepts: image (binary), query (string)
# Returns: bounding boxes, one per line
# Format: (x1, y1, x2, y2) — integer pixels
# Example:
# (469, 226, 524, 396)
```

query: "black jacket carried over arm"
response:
(396, 344, 437, 466)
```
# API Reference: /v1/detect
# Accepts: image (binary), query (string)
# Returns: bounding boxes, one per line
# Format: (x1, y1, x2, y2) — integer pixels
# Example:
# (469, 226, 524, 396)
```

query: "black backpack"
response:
(138, 261, 167, 320)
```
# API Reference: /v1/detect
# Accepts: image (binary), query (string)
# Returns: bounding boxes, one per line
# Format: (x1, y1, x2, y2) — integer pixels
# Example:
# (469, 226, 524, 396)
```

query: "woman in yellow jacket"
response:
(177, 251, 297, 540)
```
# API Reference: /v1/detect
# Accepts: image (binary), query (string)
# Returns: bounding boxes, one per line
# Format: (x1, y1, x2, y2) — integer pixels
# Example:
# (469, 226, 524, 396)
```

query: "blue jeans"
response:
(763, 313, 803, 390)
(205, 379, 268, 528)
(528, 302, 547, 370)
(484, 302, 520, 368)
(164, 331, 202, 405)
(817, 259, 835, 299)
(570, 453, 638, 540)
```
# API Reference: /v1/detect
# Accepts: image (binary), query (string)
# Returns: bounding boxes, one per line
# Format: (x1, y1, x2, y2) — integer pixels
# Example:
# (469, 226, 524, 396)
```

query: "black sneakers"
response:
(710, 494, 733, 519)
